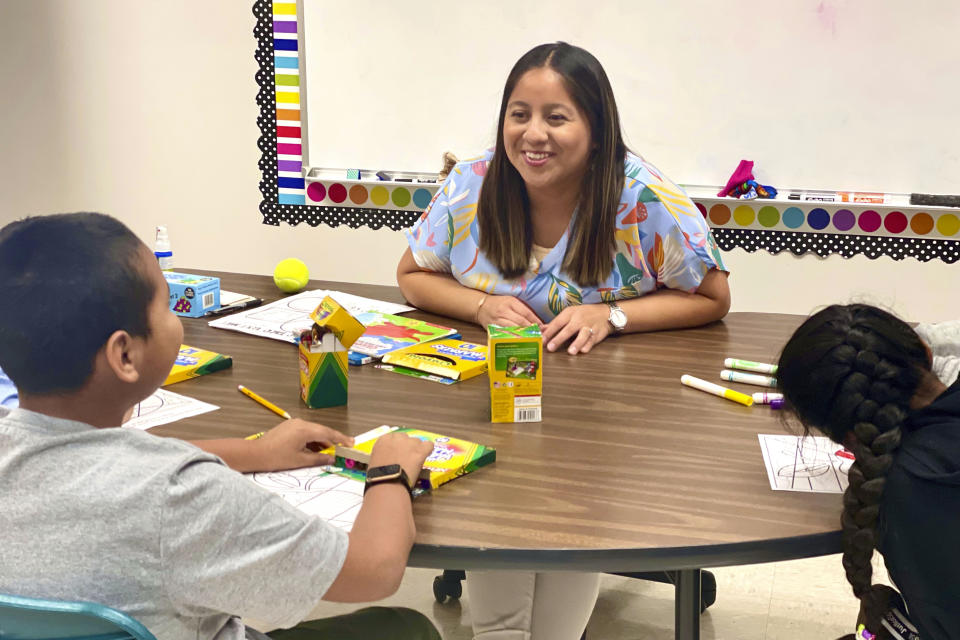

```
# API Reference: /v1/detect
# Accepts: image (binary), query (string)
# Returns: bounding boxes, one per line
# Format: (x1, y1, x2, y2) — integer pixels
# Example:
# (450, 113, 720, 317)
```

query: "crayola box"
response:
(379, 339, 487, 384)
(163, 344, 232, 385)
(298, 296, 365, 408)
(487, 324, 543, 423)
(334, 425, 496, 492)
(164, 272, 220, 318)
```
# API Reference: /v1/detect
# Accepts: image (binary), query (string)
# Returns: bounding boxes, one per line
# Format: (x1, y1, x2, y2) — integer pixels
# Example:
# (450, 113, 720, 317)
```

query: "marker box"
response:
(487, 324, 542, 423)
(298, 296, 365, 408)
(164, 272, 220, 318)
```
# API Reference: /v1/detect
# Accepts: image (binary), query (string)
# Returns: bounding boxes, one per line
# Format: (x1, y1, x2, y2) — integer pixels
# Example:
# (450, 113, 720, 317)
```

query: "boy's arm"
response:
(321, 432, 434, 602)
(188, 419, 353, 473)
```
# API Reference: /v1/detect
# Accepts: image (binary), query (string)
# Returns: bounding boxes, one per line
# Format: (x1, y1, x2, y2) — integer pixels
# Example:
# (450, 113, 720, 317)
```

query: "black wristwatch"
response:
(364, 464, 414, 497)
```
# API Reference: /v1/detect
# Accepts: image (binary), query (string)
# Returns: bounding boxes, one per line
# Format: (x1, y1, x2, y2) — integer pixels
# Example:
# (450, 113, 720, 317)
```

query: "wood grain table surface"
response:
(156, 270, 842, 572)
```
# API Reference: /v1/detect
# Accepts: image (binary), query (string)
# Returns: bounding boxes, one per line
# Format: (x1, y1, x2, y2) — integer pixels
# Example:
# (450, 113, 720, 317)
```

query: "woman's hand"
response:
(477, 295, 543, 328)
(542, 304, 612, 355)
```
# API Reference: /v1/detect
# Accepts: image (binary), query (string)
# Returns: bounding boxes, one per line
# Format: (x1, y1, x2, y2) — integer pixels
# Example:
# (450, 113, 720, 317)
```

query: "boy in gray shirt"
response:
(0, 213, 439, 640)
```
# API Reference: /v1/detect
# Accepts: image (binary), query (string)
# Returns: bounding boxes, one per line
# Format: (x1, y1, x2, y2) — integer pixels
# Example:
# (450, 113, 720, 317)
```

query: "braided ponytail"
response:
(777, 305, 928, 639)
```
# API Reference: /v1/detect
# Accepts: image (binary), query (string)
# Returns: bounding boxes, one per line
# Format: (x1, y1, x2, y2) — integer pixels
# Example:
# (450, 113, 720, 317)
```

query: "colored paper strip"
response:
(276, 125, 302, 138)
(278, 177, 306, 189)
(272, 2, 296, 15)
(275, 108, 300, 121)
(278, 193, 306, 205)
(274, 56, 298, 69)
(272, 20, 297, 33)
(273, 38, 297, 52)
(275, 92, 300, 105)
(277, 160, 302, 172)
(274, 74, 299, 87)
(277, 142, 302, 155)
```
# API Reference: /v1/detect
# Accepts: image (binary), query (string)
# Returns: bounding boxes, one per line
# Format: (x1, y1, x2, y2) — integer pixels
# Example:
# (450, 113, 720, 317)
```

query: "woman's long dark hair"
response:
(778, 304, 929, 639)
(477, 42, 626, 287)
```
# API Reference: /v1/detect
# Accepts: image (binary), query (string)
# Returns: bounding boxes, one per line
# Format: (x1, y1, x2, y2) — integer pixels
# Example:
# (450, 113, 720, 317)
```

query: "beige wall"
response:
(1, 1, 956, 321)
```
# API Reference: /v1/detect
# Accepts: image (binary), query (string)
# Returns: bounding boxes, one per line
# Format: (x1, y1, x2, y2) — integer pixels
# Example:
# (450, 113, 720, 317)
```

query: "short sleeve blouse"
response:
(405, 150, 727, 321)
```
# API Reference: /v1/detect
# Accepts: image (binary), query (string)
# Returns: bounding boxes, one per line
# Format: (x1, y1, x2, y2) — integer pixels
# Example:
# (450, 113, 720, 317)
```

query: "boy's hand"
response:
(257, 419, 354, 471)
(368, 431, 434, 486)
(477, 295, 543, 329)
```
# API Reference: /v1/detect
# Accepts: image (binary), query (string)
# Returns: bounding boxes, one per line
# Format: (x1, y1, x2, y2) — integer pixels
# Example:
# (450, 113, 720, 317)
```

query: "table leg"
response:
(674, 568, 701, 640)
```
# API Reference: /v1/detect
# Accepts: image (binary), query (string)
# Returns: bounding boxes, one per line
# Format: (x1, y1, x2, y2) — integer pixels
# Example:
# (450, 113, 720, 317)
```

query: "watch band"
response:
(364, 464, 414, 497)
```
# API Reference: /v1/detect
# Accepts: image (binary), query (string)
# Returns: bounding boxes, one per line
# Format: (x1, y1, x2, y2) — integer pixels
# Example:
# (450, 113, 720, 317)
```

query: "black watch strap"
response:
(364, 464, 414, 497)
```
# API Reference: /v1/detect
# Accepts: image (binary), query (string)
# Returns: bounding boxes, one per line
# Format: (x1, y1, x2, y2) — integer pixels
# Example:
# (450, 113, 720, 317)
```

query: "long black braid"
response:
(777, 304, 929, 639)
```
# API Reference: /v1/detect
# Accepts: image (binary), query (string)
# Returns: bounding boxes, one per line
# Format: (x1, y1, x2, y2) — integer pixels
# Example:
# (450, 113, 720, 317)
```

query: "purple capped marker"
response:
(770, 398, 785, 410)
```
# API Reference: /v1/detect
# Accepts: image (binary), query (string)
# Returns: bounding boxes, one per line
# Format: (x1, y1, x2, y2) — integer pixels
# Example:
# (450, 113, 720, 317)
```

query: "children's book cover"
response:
(163, 344, 232, 385)
(334, 426, 496, 492)
(349, 312, 457, 359)
(379, 339, 487, 383)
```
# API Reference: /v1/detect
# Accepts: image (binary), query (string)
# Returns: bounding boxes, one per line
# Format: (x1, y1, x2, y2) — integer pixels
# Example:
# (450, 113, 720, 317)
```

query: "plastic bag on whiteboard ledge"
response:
(717, 159, 778, 199)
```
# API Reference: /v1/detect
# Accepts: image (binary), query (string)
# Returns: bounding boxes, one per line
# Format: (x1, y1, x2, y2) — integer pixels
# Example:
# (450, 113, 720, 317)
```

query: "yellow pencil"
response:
(244, 431, 266, 440)
(238, 384, 292, 420)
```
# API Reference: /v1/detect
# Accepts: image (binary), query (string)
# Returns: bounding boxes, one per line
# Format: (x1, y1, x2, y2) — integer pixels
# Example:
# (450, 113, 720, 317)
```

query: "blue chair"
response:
(0, 593, 156, 640)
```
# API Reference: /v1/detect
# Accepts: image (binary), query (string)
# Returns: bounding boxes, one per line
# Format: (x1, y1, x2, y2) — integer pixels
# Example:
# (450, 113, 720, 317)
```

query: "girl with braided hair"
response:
(778, 303, 959, 640)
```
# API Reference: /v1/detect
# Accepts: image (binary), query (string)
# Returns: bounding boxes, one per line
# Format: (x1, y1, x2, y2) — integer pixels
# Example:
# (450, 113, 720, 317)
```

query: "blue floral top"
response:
(404, 150, 726, 321)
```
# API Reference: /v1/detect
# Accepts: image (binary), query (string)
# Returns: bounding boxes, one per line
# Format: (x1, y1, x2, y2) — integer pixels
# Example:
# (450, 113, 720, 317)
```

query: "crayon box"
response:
(486, 324, 543, 423)
(164, 272, 220, 318)
(299, 296, 365, 408)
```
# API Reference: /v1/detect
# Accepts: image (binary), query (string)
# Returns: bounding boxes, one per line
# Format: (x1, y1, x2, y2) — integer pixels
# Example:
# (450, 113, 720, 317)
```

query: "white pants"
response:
(466, 571, 601, 640)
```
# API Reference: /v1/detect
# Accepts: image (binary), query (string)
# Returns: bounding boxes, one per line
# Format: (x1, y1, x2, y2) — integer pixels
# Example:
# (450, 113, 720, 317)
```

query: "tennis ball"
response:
(273, 258, 310, 293)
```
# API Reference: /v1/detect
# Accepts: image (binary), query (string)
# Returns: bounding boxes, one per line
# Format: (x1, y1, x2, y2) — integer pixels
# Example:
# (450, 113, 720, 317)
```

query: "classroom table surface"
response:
(155, 270, 842, 573)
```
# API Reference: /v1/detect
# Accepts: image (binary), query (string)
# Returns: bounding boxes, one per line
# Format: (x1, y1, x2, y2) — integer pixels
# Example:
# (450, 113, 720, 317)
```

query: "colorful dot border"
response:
(254, 1, 960, 257)
(694, 197, 960, 240)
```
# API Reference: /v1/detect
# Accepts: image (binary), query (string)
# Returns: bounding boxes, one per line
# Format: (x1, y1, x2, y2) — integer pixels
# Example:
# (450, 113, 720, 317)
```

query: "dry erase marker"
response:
(724, 358, 778, 375)
(681, 375, 754, 407)
(238, 385, 291, 420)
(720, 370, 777, 388)
(752, 392, 784, 404)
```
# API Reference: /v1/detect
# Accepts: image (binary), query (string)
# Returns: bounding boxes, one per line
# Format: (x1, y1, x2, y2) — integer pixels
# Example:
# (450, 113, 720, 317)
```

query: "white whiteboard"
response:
(302, 0, 960, 194)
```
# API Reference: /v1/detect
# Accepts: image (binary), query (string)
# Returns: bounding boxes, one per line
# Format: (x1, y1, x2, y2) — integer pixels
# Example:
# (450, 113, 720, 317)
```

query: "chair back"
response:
(0, 593, 156, 640)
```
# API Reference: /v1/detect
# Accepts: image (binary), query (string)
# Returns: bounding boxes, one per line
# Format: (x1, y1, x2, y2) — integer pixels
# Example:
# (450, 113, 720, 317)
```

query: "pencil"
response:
(238, 384, 292, 420)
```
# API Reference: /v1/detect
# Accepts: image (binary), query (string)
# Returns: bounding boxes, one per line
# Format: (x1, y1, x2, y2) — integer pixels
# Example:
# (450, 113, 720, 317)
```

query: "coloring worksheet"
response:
(246, 467, 364, 531)
(758, 434, 853, 493)
(208, 289, 414, 343)
(123, 388, 219, 431)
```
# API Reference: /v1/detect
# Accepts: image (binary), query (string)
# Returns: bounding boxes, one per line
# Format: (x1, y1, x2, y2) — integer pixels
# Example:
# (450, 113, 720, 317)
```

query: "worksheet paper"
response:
(208, 289, 414, 343)
(758, 434, 852, 493)
(245, 467, 364, 531)
(123, 388, 219, 431)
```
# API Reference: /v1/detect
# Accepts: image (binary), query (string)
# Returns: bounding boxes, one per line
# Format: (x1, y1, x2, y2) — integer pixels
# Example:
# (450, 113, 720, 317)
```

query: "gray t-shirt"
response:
(0, 407, 349, 639)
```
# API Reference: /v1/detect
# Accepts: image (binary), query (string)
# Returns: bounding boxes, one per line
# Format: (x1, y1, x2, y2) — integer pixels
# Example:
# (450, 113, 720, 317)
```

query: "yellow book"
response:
(334, 426, 496, 491)
(163, 344, 233, 385)
(379, 339, 487, 383)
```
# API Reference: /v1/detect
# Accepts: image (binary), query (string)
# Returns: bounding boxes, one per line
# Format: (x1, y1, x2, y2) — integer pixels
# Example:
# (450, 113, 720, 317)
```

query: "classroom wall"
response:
(1, 1, 956, 322)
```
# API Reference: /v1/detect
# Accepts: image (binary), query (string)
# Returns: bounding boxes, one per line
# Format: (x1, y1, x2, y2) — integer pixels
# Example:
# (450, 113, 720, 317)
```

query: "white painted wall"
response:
(1, 1, 956, 322)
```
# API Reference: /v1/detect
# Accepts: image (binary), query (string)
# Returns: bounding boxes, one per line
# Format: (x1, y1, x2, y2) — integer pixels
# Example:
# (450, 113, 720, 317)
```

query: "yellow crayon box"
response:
(486, 324, 543, 423)
(163, 344, 232, 385)
(298, 296, 365, 408)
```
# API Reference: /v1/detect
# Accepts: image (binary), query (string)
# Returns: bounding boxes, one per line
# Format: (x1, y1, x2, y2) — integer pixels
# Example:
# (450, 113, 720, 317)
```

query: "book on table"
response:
(347, 312, 458, 362)
(334, 425, 496, 493)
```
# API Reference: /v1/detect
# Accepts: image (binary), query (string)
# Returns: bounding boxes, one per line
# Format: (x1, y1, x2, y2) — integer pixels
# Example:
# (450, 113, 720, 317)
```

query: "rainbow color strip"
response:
(304, 179, 439, 212)
(273, 1, 305, 205)
(693, 198, 960, 239)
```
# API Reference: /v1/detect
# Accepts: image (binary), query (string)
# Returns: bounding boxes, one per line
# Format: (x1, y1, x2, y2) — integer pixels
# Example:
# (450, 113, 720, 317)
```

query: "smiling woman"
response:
(395, 42, 730, 640)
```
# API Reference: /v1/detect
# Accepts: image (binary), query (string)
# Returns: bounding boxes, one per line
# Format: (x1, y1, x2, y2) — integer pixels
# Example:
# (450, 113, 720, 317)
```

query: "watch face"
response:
(366, 464, 402, 481)
(609, 306, 627, 330)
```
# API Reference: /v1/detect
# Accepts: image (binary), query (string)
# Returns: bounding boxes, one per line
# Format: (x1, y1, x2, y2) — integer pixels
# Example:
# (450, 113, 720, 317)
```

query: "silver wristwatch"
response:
(607, 302, 627, 332)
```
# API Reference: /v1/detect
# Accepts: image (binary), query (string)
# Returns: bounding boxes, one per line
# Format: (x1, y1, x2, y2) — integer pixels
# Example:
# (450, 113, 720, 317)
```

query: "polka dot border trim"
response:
(713, 229, 960, 263)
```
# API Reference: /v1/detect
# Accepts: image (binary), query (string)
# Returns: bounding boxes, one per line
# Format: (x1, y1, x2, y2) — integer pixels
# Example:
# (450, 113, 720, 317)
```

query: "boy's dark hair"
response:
(478, 41, 627, 287)
(0, 213, 156, 394)
(777, 304, 928, 640)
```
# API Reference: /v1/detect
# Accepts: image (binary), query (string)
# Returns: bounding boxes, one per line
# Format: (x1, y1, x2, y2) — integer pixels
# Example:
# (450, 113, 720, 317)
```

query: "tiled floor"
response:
(294, 554, 892, 639)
